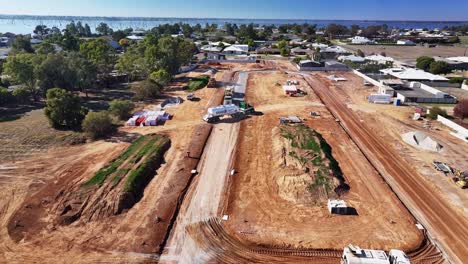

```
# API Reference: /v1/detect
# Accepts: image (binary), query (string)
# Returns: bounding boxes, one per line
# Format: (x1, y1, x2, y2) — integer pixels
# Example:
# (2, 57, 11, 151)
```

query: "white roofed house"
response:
(365, 54, 394, 65)
(338, 55, 366, 63)
(380, 67, 448, 83)
(350, 36, 374, 44)
(397, 39, 416, 46)
(223, 44, 249, 55)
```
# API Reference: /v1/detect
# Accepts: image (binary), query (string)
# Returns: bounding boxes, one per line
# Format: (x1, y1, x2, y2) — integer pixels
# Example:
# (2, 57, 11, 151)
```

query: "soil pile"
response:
(273, 124, 349, 205)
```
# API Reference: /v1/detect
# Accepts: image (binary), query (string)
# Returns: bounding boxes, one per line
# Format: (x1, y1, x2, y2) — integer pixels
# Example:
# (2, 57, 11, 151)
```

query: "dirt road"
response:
(306, 74, 468, 264)
(160, 122, 240, 263)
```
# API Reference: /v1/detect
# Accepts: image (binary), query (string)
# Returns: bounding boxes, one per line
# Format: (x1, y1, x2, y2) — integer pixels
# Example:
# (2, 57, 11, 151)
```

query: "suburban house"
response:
(380, 67, 449, 83)
(127, 35, 144, 41)
(338, 55, 366, 63)
(316, 46, 352, 60)
(255, 47, 281, 55)
(397, 39, 416, 46)
(0, 37, 13, 47)
(365, 54, 394, 64)
(434, 56, 468, 71)
(350, 36, 374, 44)
(223, 44, 249, 55)
(201, 45, 223, 53)
(291, 47, 312, 56)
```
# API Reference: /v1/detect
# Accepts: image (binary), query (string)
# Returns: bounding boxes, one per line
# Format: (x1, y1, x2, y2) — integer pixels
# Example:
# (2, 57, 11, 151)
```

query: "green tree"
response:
(2, 53, 42, 100)
(82, 111, 115, 139)
(109, 99, 135, 120)
(36, 42, 56, 54)
(11, 35, 34, 54)
(44, 88, 88, 129)
(116, 46, 145, 82)
(37, 53, 76, 92)
(427, 107, 448, 120)
(0, 87, 14, 105)
(61, 30, 80, 51)
(149, 69, 172, 85)
(12, 87, 31, 104)
(96, 23, 113, 36)
(416, 56, 435, 72)
(67, 52, 97, 97)
(429, 61, 451, 75)
(132, 79, 162, 101)
(80, 38, 115, 75)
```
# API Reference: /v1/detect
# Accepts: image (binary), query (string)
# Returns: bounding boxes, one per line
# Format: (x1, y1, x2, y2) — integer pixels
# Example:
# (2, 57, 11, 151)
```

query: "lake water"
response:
(0, 15, 467, 34)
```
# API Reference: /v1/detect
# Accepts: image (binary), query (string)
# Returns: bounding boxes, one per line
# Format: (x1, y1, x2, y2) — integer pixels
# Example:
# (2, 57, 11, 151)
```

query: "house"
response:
(435, 56, 468, 71)
(395, 82, 457, 104)
(201, 45, 223, 53)
(311, 43, 328, 49)
(0, 37, 13, 47)
(255, 47, 281, 55)
(206, 52, 226, 61)
(350, 36, 373, 44)
(126, 35, 144, 41)
(380, 67, 449, 83)
(338, 55, 366, 63)
(30, 38, 43, 45)
(365, 54, 394, 64)
(317, 46, 352, 60)
(223, 44, 249, 55)
(397, 39, 416, 46)
(291, 47, 312, 56)
(298, 60, 323, 68)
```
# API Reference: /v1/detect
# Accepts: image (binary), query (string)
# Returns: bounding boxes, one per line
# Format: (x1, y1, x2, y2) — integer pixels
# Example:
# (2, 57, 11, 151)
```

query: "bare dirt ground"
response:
(306, 72, 468, 263)
(324, 71, 468, 214)
(0, 68, 226, 263)
(224, 72, 423, 251)
(342, 44, 468, 65)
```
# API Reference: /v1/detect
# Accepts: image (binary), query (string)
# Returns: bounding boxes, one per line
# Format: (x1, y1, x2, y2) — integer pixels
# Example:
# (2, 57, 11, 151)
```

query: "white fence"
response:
(437, 115, 468, 142)
(462, 82, 468, 91)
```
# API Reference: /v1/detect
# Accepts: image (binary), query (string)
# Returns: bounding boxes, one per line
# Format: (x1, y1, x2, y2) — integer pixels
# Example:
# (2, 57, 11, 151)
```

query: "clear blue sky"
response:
(0, 0, 467, 21)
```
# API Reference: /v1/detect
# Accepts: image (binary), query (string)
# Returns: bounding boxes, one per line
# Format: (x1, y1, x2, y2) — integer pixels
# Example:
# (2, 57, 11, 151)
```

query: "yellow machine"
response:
(453, 170, 468, 189)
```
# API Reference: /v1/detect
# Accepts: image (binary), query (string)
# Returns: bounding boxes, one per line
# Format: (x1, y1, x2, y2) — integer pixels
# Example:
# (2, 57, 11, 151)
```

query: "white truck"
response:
(341, 245, 410, 264)
(203, 103, 254, 123)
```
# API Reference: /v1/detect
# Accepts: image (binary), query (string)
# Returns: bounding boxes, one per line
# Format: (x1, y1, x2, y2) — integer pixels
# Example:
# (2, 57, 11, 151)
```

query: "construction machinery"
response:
(452, 170, 468, 189)
(433, 161, 452, 175)
(203, 102, 254, 123)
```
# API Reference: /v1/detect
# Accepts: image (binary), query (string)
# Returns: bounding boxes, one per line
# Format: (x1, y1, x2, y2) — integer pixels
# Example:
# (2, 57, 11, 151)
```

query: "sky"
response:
(0, 0, 467, 21)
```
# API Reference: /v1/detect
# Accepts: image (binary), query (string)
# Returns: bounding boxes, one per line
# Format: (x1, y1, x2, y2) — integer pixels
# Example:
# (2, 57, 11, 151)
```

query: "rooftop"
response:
(380, 67, 448, 81)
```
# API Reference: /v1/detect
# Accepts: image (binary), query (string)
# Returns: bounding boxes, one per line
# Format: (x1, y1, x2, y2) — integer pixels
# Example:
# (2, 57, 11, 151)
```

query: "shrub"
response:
(109, 99, 134, 120)
(416, 56, 435, 71)
(44, 88, 88, 129)
(449, 77, 465, 84)
(187, 75, 209, 91)
(150, 69, 172, 85)
(82, 111, 115, 139)
(12, 87, 31, 104)
(427, 107, 448, 120)
(429, 61, 451, 75)
(0, 87, 14, 105)
(132, 79, 162, 101)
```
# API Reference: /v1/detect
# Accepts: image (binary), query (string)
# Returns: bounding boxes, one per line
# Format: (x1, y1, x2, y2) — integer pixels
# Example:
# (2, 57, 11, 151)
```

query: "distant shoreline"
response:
(0, 14, 467, 23)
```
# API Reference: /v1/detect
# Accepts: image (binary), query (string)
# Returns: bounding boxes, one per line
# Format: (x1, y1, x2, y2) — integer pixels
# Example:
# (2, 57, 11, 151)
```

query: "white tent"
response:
(402, 131, 443, 152)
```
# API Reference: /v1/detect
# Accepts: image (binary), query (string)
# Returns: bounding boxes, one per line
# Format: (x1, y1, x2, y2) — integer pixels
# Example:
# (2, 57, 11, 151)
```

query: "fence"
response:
(437, 115, 468, 142)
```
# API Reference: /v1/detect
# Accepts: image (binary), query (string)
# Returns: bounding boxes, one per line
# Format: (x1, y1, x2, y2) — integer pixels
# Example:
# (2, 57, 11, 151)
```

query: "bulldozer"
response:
(452, 170, 468, 189)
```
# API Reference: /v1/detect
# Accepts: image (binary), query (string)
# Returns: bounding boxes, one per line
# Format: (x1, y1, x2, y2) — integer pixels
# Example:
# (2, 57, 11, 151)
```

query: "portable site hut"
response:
(144, 115, 159, 126)
(135, 116, 146, 126)
(327, 199, 354, 215)
(283, 85, 298, 95)
(126, 116, 138, 126)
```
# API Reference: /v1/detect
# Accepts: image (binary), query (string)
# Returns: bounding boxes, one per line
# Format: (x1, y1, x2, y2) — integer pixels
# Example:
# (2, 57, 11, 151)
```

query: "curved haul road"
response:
(306, 75, 468, 264)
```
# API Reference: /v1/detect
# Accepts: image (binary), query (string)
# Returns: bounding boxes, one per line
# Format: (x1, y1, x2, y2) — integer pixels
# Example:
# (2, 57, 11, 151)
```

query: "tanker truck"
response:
(203, 102, 255, 123)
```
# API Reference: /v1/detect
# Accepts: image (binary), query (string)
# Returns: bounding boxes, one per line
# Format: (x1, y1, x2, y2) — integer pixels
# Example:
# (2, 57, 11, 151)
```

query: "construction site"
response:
(1, 60, 467, 264)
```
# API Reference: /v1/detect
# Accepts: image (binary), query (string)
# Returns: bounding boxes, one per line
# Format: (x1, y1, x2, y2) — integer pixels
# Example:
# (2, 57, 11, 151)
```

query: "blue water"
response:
(0, 14, 467, 34)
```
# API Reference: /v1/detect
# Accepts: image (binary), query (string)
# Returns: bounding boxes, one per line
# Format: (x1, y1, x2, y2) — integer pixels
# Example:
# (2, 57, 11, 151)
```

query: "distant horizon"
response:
(1, 13, 468, 23)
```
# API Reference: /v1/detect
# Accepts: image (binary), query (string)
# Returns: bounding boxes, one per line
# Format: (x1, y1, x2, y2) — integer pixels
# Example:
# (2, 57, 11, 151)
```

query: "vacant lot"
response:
(224, 72, 422, 251)
(343, 44, 468, 65)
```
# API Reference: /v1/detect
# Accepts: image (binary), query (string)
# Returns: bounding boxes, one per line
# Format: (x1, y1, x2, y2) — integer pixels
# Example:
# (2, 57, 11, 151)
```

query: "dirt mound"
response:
(8, 135, 171, 242)
(272, 125, 349, 205)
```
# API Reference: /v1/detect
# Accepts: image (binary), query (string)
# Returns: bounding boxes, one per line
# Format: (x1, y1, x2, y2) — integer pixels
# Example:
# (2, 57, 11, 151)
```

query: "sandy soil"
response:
(224, 72, 423, 251)
(324, 71, 468, 214)
(0, 69, 226, 263)
(307, 72, 468, 263)
(342, 44, 468, 65)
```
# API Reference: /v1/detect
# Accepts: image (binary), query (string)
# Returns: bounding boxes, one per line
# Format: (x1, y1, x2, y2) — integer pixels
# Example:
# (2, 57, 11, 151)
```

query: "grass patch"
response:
(187, 75, 210, 92)
(124, 138, 170, 193)
(82, 136, 147, 187)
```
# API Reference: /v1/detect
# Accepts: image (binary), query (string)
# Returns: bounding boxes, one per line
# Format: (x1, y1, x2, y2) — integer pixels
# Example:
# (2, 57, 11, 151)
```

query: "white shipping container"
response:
(126, 116, 138, 126)
(144, 116, 158, 126)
